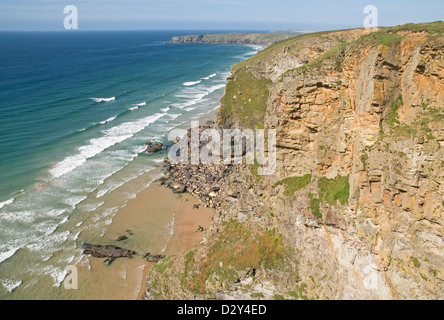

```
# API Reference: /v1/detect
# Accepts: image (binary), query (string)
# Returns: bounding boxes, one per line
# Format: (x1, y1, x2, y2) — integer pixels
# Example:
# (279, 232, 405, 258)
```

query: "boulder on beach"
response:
(145, 254, 166, 263)
(145, 142, 165, 153)
(82, 243, 136, 258)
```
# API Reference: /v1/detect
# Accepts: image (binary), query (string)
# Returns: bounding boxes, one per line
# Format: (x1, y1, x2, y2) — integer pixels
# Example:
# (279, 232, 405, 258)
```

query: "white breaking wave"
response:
(183, 80, 202, 86)
(160, 107, 170, 112)
(128, 106, 139, 111)
(0, 247, 20, 264)
(201, 73, 217, 80)
(0, 198, 14, 210)
(134, 102, 146, 106)
(91, 97, 116, 103)
(99, 116, 117, 125)
(49, 113, 166, 178)
(167, 113, 181, 120)
(172, 84, 225, 109)
(1, 279, 22, 292)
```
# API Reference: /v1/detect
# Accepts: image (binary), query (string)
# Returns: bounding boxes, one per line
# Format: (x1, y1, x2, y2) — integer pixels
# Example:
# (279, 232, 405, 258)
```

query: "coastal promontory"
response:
(147, 22, 444, 300)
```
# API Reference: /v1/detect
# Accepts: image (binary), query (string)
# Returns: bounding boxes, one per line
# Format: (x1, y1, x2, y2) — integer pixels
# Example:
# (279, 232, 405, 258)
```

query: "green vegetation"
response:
(250, 158, 264, 177)
(390, 21, 444, 37)
(251, 292, 265, 299)
(288, 283, 309, 300)
(151, 256, 173, 274)
(197, 33, 292, 44)
(273, 294, 285, 300)
(411, 256, 421, 268)
(383, 95, 418, 137)
(283, 39, 348, 76)
(360, 151, 369, 167)
(360, 31, 404, 46)
(318, 175, 350, 206)
(219, 68, 272, 129)
(358, 21, 444, 46)
(274, 173, 312, 196)
(386, 95, 403, 127)
(182, 220, 286, 294)
(309, 194, 322, 218)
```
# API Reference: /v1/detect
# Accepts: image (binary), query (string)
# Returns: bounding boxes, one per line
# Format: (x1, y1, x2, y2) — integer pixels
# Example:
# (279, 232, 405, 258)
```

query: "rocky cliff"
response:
(170, 33, 294, 46)
(145, 22, 444, 300)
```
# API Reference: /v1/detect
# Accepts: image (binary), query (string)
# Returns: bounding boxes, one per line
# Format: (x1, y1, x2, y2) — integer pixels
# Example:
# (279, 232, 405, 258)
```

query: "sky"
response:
(0, 0, 442, 31)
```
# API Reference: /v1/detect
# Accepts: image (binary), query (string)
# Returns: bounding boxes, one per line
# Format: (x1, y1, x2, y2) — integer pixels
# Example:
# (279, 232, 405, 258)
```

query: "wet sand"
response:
(76, 180, 214, 300)
(79, 110, 217, 300)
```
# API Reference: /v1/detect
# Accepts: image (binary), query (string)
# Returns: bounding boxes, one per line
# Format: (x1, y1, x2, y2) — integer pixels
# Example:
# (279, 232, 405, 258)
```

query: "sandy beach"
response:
(76, 110, 218, 300)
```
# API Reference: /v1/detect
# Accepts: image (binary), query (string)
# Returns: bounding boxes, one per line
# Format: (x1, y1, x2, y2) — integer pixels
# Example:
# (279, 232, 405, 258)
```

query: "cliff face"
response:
(170, 33, 293, 46)
(146, 22, 444, 300)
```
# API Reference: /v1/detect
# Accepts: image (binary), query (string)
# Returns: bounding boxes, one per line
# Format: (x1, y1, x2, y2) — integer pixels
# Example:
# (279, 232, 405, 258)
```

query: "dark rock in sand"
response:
(117, 236, 128, 242)
(104, 258, 116, 266)
(82, 243, 136, 258)
(145, 142, 165, 153)
(146, 254, 166, 263)
(171, 182, 186, 194)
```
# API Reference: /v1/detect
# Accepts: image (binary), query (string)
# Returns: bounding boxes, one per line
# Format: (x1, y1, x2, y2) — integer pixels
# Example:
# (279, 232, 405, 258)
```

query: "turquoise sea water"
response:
(0, 31, 261, 298)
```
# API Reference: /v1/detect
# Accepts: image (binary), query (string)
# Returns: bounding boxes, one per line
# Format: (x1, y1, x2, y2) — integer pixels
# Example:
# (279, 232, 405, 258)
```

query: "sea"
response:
(0, 30, 262, 299)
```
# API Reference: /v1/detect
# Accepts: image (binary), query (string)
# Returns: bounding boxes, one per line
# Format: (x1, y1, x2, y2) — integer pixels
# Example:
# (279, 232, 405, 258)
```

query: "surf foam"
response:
(50, 113, 166, 178)
(91, 97, 116, 103)
(183, 80, 202, 86)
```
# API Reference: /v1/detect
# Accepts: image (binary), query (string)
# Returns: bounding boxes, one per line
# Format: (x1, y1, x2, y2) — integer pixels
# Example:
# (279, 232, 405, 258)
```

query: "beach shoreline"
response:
(97, 109, 219, 300)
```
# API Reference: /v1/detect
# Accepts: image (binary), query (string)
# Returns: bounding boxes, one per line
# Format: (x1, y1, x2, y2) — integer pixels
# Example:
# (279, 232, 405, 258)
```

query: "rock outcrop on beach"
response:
(170, 33, 294, 46)
(83, 243, 136, 259)
(146, 22, 444, 300)
(145, 142, 166, 154)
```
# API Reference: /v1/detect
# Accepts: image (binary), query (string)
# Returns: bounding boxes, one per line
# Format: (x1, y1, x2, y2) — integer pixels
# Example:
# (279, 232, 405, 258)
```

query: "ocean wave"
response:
(99, 116, 117, 125)
(166, 113, 181, 120)
(42, 265, 68, 287)
(0, 198, 14, 210)
(129, 102, 146, 111)
(201, 73, 217, 80)
(160, 107, 170, 112)
(91, 97, 116, 103)
(172, 84, 225, 110)
(183, 80, 202, 86)
(1, 279, 22, 292)
(77, 201, 105, 212)
(49, 113, 166, 178)
(0, 247, 20, 264)
(96, 166, 154, 199)
(161, 214, 175, 253)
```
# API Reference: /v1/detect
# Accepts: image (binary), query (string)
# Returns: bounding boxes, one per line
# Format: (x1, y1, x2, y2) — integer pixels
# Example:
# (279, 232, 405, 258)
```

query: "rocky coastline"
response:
(169, 33, 293, 46)
(144, 22, 444, 300)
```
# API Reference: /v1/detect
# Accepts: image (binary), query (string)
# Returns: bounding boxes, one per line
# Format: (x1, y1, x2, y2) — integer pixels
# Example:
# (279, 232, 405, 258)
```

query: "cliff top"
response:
(169, 33, 298, 46)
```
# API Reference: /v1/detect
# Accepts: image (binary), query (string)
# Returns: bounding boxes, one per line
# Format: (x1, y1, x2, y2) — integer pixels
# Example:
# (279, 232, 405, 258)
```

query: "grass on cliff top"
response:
(181, 220, 286, 294)
(196, 33, 292, 44)
(274, 173, 312, 196)
(219, 68, 271, 129)
(390, 21, 444, 36)
(232, 30, 333, 73)
(359, 21, 444, 47)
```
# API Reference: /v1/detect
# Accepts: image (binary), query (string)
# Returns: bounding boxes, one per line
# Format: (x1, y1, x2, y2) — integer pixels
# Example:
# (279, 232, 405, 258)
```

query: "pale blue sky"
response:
(0, 0, 442, 31)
